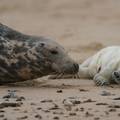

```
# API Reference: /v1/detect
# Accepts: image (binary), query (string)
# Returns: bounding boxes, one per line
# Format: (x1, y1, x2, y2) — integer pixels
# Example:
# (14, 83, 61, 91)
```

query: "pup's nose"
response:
(73, 63, 79, 73)
(114, 71, 120, 78)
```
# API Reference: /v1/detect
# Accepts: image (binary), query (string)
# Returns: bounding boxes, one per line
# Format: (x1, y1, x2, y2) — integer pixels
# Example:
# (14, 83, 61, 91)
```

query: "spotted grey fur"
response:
(0, 23, 79, 84)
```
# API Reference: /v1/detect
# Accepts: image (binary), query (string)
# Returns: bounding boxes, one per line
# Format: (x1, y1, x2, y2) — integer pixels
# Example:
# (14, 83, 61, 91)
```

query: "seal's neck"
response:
(0, 23, 29, 41)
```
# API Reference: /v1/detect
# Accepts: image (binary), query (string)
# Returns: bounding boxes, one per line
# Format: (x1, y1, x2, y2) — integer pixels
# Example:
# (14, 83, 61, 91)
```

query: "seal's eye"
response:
(50, 50, 58, 55)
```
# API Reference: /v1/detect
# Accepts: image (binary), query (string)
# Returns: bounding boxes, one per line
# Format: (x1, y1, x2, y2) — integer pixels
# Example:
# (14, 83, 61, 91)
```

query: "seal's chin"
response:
(112, 71, 120, 84)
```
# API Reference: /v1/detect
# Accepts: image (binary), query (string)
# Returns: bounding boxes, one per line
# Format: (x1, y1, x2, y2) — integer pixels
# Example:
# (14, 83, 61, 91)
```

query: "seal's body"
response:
(78, 46, 120, 85)
(0, 23, 78, 84)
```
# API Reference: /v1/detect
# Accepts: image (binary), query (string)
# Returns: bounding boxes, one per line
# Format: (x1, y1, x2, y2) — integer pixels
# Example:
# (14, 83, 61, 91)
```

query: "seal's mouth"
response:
(112, 71, 120, 84)
(51, 63, 79, 79)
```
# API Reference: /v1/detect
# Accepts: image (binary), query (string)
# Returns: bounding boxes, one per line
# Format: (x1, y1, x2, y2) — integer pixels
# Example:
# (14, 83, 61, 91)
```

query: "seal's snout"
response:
(113, 71, 120, 79)
(62, 62, 79, 74)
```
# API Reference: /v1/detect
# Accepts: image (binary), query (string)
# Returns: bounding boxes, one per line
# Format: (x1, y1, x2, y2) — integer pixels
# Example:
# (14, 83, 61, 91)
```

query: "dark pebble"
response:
(35, 114, 42, 119)
(30, 103, 36, 105)
(69, 112, 76, 116)
(109, 109, 116, 112)
(83, 99, 96, 103)
(3, 95, 11, 99)
(3, 118, 7, 120)
(94, 117, 100, 120)
(79, 89, 88, 92)
(53, 116, 59, 120)
(57, 90, 63, 93)
(85, 111, 94, 117)
(80, 107, 84, 112)
(113, 97, 120, 100)
(0, 110, 5, 112)
(100, 91, 113, 96)
(41, 100, 53, 103)
(108, 105, 120, 108)
(0, 114, 4, 117)
(96, 103, 108, 105)
(37, 107, 42, 110)
(72, 100, 81, 105)
(16, 97, 25, 101)
(118, 113, 120, 116)
(53, 111, 64, 115)
(17, 116, 28, 120)
(0, 102, 22, 109)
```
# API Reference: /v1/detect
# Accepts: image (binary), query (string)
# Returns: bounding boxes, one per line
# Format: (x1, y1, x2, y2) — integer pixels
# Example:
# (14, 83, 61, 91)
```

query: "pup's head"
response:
(112, 70, 120, 84)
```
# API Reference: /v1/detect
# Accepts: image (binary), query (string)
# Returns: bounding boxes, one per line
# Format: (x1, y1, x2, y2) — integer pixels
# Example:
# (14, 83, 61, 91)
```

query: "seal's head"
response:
(112, 70, 120, 84)
(0, 23, 79, 83)
(36, 37, 79, 76)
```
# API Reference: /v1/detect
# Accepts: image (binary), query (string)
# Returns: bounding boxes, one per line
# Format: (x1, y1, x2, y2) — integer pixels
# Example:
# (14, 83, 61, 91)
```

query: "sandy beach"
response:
(0, 0, 120, 120)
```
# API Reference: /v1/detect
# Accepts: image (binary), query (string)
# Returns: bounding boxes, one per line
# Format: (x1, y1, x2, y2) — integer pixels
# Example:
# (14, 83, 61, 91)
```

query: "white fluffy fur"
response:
(79, 46, 120, 85)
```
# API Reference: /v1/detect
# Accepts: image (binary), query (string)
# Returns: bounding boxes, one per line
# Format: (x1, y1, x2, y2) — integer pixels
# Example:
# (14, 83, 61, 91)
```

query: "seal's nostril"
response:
(114, 71, 120, 78)
(73, 63, 79, 72)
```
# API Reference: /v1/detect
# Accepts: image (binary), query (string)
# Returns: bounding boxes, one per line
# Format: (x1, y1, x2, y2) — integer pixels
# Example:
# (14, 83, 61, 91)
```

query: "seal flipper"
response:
(0, 23, 28, 41)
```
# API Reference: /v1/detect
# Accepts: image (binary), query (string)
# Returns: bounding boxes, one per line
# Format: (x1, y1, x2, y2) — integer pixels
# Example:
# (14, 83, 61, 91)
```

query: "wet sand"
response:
(0, 0, 120, 120)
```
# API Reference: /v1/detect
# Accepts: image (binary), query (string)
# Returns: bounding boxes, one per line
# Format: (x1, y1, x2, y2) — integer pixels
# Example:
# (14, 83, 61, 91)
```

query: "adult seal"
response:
(78, 46, 120, 86)
(0, 23, 79, 84)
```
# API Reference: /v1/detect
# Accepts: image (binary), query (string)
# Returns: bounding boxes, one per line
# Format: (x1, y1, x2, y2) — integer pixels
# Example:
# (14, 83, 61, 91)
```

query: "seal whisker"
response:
(75, 74, 78, 79)
(56, 73, 64, 79)
(77, 73, 80, 79)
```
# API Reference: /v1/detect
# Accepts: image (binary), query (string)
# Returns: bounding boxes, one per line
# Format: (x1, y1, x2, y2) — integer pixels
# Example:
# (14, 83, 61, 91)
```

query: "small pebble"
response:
(69, 112, 76, 116)
(100, 91, 112, 96)
(94, 117, 100, 120)
(80, 107, 84, 112)
(35, 114, 42, 119)
(53, 111, 64, 115)
(37, 107, 42, 110)
(113, 97, 120, 100)
(13, 108, 20, 111)
(118, 113, 120, 116)
(0, 110, 5, 112)
(0, 114, 4, 117)
(74, 108, 79, 111)
(65, 106, 72, 111)
(42, 110, 50, 113)
(23, 110, 28, 113)
(16, 97, 25, 101)
(30, 103, 36, 105)
(83, 99, 96, 103)
(96, 103, 108, 105)
(3, 118, 7, 120)
(85, 111, 94, 117)
(79, 89, 88, 92)
(17, 116, 28, 120)
(63, 99, 73, 106)
(41, 99, 53, 103)
(57, 90, 63, 93)
(109, 105, 120, 108)
(109, 109, 116, 112)
(0, 102, 22, 109)
(53, 116, 59, 120)
(105, 111, 109, 115)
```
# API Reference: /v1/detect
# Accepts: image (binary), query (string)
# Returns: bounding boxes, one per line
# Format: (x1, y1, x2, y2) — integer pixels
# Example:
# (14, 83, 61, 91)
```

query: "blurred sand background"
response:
(0, 0, 120, 120)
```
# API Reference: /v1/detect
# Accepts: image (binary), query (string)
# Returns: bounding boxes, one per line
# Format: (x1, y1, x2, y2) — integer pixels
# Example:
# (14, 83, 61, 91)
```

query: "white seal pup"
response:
(78, 46, 120, 85)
